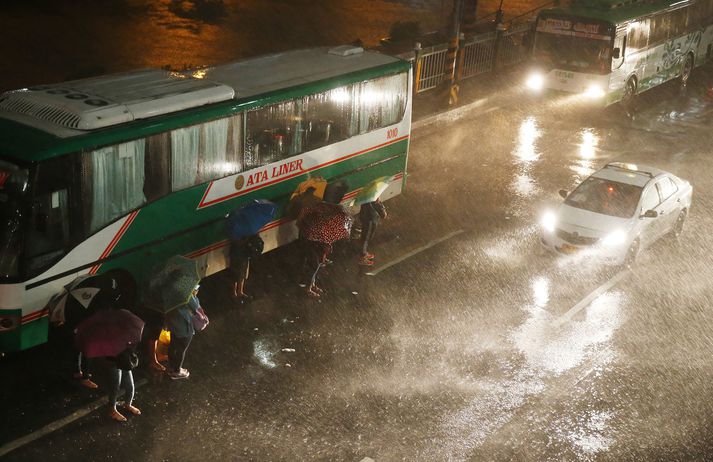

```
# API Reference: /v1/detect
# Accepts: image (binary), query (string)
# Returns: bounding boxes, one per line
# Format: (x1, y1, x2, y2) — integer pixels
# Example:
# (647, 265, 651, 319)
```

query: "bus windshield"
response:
(534, 33, 611, 74)
(0, 163, 28, 279)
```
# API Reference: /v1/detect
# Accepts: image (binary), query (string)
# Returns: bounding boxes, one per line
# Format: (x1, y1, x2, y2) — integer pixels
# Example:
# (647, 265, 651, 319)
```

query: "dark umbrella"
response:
(225, 200, 277, 240)
(147, 255, 201, 313)
(48, 274, 119, 327)
(74, 309, 144, 359)
(299, 202, 353, 245)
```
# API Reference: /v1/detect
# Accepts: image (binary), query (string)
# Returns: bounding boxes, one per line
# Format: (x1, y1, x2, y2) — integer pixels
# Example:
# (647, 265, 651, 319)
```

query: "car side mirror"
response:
(641, 209, 658, 218)
(558, 189, 568, 199)
(613, 47, 621, 59)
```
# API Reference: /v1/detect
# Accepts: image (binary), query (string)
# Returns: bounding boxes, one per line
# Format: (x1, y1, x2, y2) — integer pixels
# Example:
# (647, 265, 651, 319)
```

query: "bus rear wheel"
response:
(680, 54, 693, 86)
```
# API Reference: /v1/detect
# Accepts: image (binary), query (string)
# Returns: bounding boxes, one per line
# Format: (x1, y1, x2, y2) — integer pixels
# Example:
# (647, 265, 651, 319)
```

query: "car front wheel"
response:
(622, 239, 639, 269)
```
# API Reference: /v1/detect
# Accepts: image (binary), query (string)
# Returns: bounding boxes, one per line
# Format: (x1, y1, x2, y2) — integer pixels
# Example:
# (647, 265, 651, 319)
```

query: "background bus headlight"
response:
(584, 84, 605, 98)
(541, 211, 557, 233)
(526, 73, 544, 91)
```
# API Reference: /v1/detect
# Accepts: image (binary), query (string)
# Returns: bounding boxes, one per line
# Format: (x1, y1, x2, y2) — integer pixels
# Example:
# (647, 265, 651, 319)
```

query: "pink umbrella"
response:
(75, 309, 144, 359)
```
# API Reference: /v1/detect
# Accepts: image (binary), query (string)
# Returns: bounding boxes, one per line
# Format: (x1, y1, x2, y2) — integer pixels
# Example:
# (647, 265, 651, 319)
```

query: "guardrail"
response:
(393, 13, 542, 94)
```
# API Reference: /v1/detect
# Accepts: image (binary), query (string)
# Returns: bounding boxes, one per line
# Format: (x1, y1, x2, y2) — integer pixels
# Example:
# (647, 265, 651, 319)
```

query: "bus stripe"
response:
(183, 173, 404, 259)
(22, 309, 48, 324)
(89, 210, 140, 275)
(198, 135, 409, 209)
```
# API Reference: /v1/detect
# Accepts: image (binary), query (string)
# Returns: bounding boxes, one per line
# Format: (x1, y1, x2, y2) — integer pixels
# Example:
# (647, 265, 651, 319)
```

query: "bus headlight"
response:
(584, 84, 605, 98)
(541, 211, 557, 233)
(602, 229, 627, 246)
(526, 73, 545, 91)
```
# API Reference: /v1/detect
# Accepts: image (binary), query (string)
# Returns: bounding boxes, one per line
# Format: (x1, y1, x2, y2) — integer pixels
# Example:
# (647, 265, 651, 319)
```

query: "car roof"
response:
(592, 162, 666, 187)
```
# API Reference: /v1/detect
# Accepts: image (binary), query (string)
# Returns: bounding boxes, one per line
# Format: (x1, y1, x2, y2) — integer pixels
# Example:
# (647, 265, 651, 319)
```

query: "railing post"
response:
(456, 32, 466, 82)
(493, 20, 507, 70)
(413, 42, 423, 94)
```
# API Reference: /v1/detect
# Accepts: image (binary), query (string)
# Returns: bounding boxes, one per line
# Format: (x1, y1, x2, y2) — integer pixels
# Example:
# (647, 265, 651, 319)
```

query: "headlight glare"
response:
(584, 84, 605, 98)
(602, 229, 627, 246)
(541, 211, 557, 233)
(526, 73, 545, 91)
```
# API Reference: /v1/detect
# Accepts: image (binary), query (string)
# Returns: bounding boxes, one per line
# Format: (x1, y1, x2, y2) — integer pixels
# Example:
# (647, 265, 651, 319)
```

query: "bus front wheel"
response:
(680, 54, 693, 86)
(622, 78, 637, 107)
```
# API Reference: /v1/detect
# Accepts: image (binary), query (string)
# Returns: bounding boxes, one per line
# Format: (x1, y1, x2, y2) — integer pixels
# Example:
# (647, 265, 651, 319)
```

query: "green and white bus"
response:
(525, 0, 713, 105)
(0, 46, 412, 352)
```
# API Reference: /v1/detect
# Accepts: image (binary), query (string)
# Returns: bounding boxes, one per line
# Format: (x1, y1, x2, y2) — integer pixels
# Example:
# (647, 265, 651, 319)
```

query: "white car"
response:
(540, 162, 693, 266)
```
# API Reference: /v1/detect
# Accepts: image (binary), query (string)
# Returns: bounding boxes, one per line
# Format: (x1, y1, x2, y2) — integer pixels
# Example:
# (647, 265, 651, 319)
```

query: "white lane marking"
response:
(412, 103, 500, 130)
(366, 229, 465, 276)
(555, 270, 629, 325)
(0, 378, 148, 458)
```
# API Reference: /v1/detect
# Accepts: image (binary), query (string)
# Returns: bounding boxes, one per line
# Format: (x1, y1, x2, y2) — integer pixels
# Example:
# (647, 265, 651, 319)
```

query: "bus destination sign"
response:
(537, 17, 611, 40)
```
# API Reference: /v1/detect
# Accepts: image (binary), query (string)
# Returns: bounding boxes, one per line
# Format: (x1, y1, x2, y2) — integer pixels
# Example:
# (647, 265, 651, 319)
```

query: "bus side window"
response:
(26, 158, 73, 275)
(613, 33, 626, 67)
(145, 131, 171, 202)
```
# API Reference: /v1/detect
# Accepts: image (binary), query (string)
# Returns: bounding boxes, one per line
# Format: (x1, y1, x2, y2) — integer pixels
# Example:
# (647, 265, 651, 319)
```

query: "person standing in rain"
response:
(229, 234, 264, 302)
(108, 342, 141, 422)
(358, 199, 388, 266)
(165, 286, 200, 379)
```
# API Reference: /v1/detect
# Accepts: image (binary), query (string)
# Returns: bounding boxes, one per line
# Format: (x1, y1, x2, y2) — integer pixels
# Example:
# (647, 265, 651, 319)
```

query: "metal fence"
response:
(415, 43, 449, 92)
(459, 31, 496, 80)
(408, 20, 535, 93)
(495, 22, 533, 68)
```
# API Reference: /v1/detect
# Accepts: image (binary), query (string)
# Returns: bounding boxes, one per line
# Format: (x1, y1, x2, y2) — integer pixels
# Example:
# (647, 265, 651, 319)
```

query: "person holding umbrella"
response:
(73, 307, 145, 422)
(145, 255, 203, 379)
(358, 199, 388, 266)
(164, 284, 200, 380)
(225, 200, 274, 302)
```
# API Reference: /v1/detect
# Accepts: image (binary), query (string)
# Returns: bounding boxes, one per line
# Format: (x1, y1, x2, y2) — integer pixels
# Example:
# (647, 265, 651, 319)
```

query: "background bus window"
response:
(26, 158, 73, 275)
(302, 84, 358, 152)
(627, 19, 649, 53)
(84, 139, 147, 233)
(245, 100, 299, 169)
(171, 125, 200, 190)
(358, 73, 407, 133)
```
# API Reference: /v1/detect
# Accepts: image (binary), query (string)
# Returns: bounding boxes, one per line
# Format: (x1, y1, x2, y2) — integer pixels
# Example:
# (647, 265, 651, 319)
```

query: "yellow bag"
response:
(156, 329, 171, 356)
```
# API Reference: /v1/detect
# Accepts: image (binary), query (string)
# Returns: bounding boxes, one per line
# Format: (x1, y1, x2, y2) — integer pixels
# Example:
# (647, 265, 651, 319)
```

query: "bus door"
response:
(611, 28, 628, 91)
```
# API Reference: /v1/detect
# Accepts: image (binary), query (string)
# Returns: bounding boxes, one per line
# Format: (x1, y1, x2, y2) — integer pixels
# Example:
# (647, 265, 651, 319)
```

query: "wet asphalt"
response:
(2, 65, 713, 461)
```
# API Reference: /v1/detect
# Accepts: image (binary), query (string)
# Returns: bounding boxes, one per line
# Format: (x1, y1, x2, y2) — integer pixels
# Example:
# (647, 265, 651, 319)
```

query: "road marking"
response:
(555, 270, 629, 325)
(366, 229, 465, 276)
(0, 377, 148, 458)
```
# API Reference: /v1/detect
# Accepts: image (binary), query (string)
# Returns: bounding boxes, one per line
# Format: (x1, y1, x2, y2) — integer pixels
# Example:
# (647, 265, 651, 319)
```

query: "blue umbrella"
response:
(225, 200, 277, 240)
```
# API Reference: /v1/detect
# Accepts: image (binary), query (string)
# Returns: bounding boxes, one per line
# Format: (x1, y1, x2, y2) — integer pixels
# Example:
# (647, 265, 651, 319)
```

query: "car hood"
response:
(557, 203, 631, 235)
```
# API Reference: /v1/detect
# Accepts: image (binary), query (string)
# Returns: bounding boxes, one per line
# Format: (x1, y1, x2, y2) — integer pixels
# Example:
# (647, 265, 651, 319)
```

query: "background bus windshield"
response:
(534, 33, 611, 73)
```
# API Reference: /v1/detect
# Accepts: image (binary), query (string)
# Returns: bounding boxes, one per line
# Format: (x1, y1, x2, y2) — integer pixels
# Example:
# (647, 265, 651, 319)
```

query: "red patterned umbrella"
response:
(298, 202, 353, 245)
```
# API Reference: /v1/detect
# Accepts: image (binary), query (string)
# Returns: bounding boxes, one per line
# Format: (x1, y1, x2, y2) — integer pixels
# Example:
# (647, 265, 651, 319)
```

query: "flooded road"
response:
(3, 65, 713, 460)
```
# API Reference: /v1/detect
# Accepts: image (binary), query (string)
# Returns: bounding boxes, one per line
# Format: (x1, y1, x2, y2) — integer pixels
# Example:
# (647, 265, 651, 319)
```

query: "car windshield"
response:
(533, 33, 611, 74)
(565, 177, 642, 218)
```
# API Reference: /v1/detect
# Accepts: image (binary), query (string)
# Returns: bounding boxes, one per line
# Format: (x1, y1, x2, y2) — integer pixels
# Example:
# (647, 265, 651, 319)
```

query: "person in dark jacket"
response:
(358, 199, 387, 266)
(165, 291, 200, 379)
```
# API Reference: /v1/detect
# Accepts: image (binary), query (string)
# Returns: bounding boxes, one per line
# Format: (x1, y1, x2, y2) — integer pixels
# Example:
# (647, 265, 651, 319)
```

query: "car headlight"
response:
(541, 211, 557, 233)
(601, 229, 627, 246)
(583, 84, 605, 98)
(526, 73, 545, 91)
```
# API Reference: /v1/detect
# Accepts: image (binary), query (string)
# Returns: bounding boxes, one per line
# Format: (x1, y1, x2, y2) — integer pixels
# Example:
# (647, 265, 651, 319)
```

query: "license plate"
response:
(559, 243, 579, 254)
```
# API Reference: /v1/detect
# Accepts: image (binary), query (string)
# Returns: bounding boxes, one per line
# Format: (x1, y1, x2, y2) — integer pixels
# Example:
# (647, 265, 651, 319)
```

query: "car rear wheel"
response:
(670, 209, 687, 242)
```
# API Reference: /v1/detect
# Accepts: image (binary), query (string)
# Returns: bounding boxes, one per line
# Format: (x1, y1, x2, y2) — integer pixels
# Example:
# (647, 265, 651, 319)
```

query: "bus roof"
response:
(541, 0, 693, 24)
(0, 46, 408, 163)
